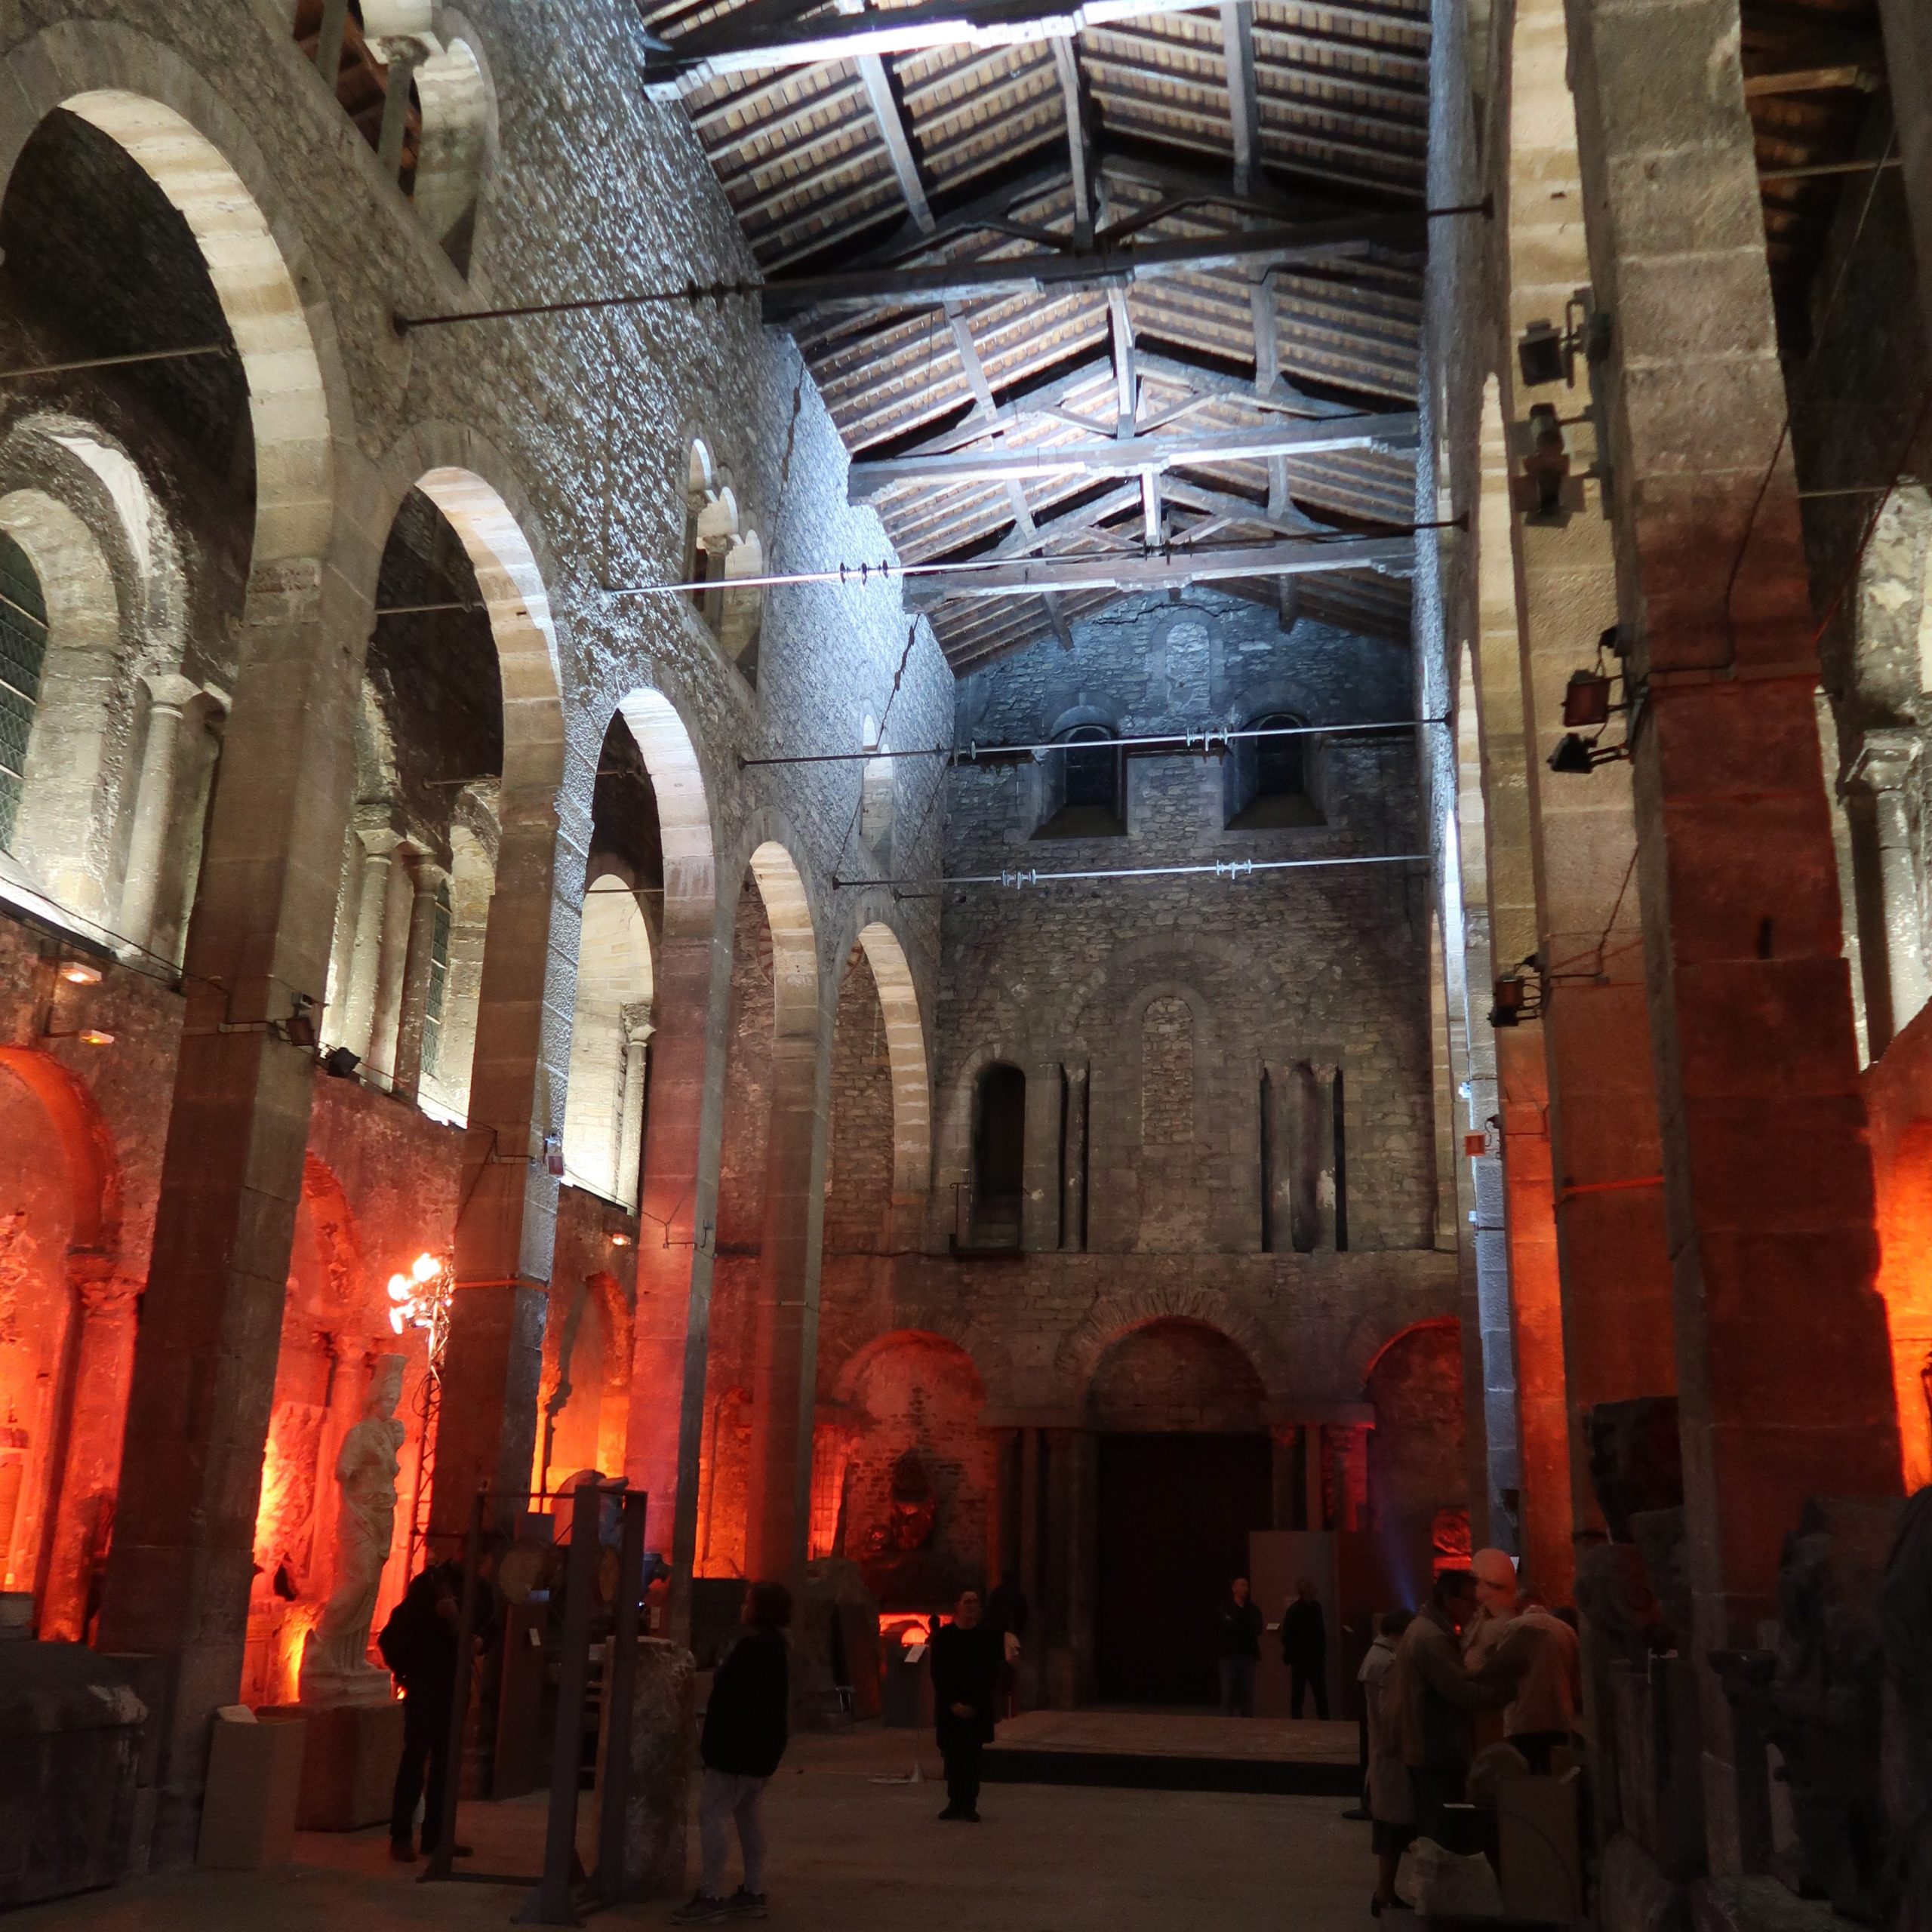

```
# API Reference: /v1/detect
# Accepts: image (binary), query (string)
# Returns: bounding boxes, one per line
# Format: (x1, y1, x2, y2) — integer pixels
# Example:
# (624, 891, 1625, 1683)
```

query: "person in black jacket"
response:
(930, 1589, 999, 1822)
(1217, 1576, 1265, 1716)
(1281, 1577, 1330, 1718)
(380, 1561, 463, 1862)
(674, 1581, 792, 1924)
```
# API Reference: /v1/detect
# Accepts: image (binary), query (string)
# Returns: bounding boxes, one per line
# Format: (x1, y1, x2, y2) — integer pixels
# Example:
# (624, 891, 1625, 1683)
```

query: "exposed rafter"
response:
(761, 209, 1423, 316)
(850, 411, 1418, 497)
(1219, 2, 1260, 197)
(900, 534, 1414, 603)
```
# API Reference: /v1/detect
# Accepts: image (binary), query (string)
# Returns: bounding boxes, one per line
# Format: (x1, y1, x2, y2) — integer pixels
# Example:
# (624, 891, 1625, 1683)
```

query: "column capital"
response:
(354, 804, 404, 853)
(1848, 728, 1921, 793)
(139, 670, 203, 715)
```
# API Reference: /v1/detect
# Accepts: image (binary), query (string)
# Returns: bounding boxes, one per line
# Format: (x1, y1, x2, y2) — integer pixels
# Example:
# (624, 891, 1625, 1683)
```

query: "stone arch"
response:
(0, 1044, 123, 1629)
(614, 686, 716, 940)
(562, 861, 654, 1205)
(746, 838, 819, 1038)
(1057, 1283, 1293, 1403)
(0, 493, 121, 914)
(0, 36, 338, 565)
(855, 921, 931, 1195)
(1362, 1318, 1467, 1552)
(406, 462, 565, 801)
(1083, 1315, 1269, 1433)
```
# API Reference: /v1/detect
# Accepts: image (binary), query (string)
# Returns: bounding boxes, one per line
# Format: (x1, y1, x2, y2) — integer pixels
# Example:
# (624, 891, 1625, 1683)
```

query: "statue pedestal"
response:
(260, 1700, 406, 1831)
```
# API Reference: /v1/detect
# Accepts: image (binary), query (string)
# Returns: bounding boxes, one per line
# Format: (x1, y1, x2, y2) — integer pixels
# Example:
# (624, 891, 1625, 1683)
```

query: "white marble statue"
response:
(300, 1353, 408, 1707)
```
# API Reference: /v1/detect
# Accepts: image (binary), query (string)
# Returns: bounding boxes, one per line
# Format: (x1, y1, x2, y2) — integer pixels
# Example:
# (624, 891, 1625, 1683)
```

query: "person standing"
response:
(1216, 1576, 1265, 1717)
(1392, 1569, 1510, 1844)
(931, 1589, 1001, 1821)
(1281, 1577, 1330, 1719)
(985, 1569, 1029, 1719)
(380, 1560, 465, 1863)
(674, 1581, 792, 1924)
(1358, 1609, 1415, 1916)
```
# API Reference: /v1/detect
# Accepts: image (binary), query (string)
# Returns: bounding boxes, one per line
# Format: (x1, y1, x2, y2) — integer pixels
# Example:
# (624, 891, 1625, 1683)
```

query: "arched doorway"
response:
(1084, 1317, 1271, 1703)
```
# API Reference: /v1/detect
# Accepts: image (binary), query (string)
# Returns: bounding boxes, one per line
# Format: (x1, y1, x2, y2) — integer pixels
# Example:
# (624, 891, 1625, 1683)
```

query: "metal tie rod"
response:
(835, 851, 1430, 888)
(0, 342, 233, 383)
(738, 716, 1447, 768)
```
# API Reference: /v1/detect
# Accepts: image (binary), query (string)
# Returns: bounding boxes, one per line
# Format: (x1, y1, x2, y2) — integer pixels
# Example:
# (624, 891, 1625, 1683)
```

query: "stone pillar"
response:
(1303, 1423, 1325, 1531)
(986, 1428, 1018, 1587)
(366, 844, 416, 1093)
(338, 820, 398, 1064)
(743, 1030, 821, 1586)
(1497, 1026, 1572, 1601)
(1876, 0, 1932, 373)
(1497, 2, 1679, 1545)
(38, 1272, 139, 1642)
(1262, 1061, 1295, 1251)
(1060, 1062, 1088, 1251)
(118, 674, 199, 951)
(374, 40, 426, 178)
(1564, 0, 1903, 1866)
(391, 854, 446, 1101)
(1041, 1427, 1077, 1707)
(321, 827, 363, 1048)
(96, 556, 362, 1861)
(1021, 1062, 1063, 1252)
(627, 921, 728, 1629)
(1850, 733, 1928, 1052)
(1270, 1426, 1298, 1529)
(617, 1011, 654, 1211)
(1337, 1425, 1372, 1533)
(434, 795, 566, 1542)
(1017, 1427, 1044, 1706)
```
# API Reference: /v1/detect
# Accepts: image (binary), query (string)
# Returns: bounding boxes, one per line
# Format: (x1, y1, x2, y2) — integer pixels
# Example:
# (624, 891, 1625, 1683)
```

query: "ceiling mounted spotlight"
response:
(1517, 294, 1614, 391)
(1561, 669, 1612, 730)
(1521, 405, 1571, 523)
(58, 961, 102, 986)
(322, 1045, 361, 1079)
(1488, 957, 1544, 1029)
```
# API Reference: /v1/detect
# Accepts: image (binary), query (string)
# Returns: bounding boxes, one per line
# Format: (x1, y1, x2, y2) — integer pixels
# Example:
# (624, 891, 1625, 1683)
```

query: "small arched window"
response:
(971, 1061, 1026, 1245)
(1226, 712, 1323, 829)
(1038, 723, 1124, 838)
(858, 713, 895, 859)
(0, 532, 48, 848)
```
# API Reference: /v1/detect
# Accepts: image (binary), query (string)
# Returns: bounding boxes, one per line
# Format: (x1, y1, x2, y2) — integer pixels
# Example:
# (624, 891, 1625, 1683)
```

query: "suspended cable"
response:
(738, 715, 1447, 768)
(835, 852, 1429, 890)
(0, 342, 234, 383)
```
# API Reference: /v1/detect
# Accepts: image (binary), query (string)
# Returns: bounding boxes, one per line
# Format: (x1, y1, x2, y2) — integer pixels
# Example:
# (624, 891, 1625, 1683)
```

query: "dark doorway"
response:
(971, 1062, 1026, 1242)
(1094, 1432, 1273, 1704)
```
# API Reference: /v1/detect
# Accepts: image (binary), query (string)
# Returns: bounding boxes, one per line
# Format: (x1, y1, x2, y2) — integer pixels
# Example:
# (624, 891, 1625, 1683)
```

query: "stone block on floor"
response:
(598, 1635, 695, 1900)
(258, 1700, 405, 1830)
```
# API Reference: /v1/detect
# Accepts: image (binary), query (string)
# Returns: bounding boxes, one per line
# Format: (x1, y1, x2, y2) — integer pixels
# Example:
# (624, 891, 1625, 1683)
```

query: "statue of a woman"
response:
(300, 1354, 408, 1706)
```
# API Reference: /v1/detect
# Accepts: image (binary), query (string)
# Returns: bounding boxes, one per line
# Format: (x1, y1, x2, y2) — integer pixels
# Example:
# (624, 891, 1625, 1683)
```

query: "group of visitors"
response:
(1214, 1574, 1333, 1718)
(1355, 1551, 1582, 1915)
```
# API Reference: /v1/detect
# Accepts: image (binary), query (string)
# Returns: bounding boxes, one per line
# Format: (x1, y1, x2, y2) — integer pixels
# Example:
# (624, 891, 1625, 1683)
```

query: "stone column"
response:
(1498, 0, 1678, 1551)
(434, 795, 568, 1543)
(1262, 1061, 1294, 1251)
(321, 827, 363, 1048)
(627, 920, 731, 1630)
(1021, 1061, 1063, 1251)
(366, 844, 417, 1093)
(1876, 0, 1932, 374)
(616, 1009, 654, 1211)
(1564, 0, 1903, 1866)
(338, 819, 398, 1064)
(374, 39, 427, 178)
(1060, 1062, 1088, 1251)
(743, 1029, 821, 1585)
(1303, 1423, 1326, 1531)
(1270, 1426, 1298, 1529)
(1850, 733, 1929, 1053)
(118, 674, 200, 952)
(1041, 1427, 1076, 1707)
(1496, 1026, 1572, 1601)
(96, 556, 363, 1861)
(986, 1428, 1018, 1587)
(1017, 1427, 1044, 1706)
(38, 1272, 139, 1643)
(391, 854, 447, 1101)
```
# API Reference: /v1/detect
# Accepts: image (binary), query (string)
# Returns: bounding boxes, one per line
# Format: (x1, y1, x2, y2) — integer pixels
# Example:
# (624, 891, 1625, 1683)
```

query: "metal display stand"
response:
(419, 1483, 651, 1922)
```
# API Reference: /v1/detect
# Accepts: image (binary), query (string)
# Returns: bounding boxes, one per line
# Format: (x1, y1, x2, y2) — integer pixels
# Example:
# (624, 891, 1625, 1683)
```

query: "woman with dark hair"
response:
(674, 1581, 793, 1924)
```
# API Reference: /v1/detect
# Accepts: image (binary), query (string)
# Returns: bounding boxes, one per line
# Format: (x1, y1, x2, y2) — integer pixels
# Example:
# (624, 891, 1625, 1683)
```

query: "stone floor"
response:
(994, 1707, 1360, 1761)
(17, 1724, 1380, 1932)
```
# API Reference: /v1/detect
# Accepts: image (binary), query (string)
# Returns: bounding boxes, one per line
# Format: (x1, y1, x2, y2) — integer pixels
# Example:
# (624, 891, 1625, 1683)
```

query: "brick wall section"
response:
(824, 944, 895, 1256)
(1084, 1318, 1266, 1432)
(1364, 1320, 1467, 1543)
(933, 592, 1435, 1260)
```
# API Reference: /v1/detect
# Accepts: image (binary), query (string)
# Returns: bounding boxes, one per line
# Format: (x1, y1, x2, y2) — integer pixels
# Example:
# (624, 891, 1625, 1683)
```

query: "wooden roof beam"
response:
(850, 409, 1417, 496)
(761, 209, 1423, 315)
(1050, 36, 1095, 247)
(857, 51, 938, 234)
(900, 533, 1414, 603)
(1219, 2, 1260, 198)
